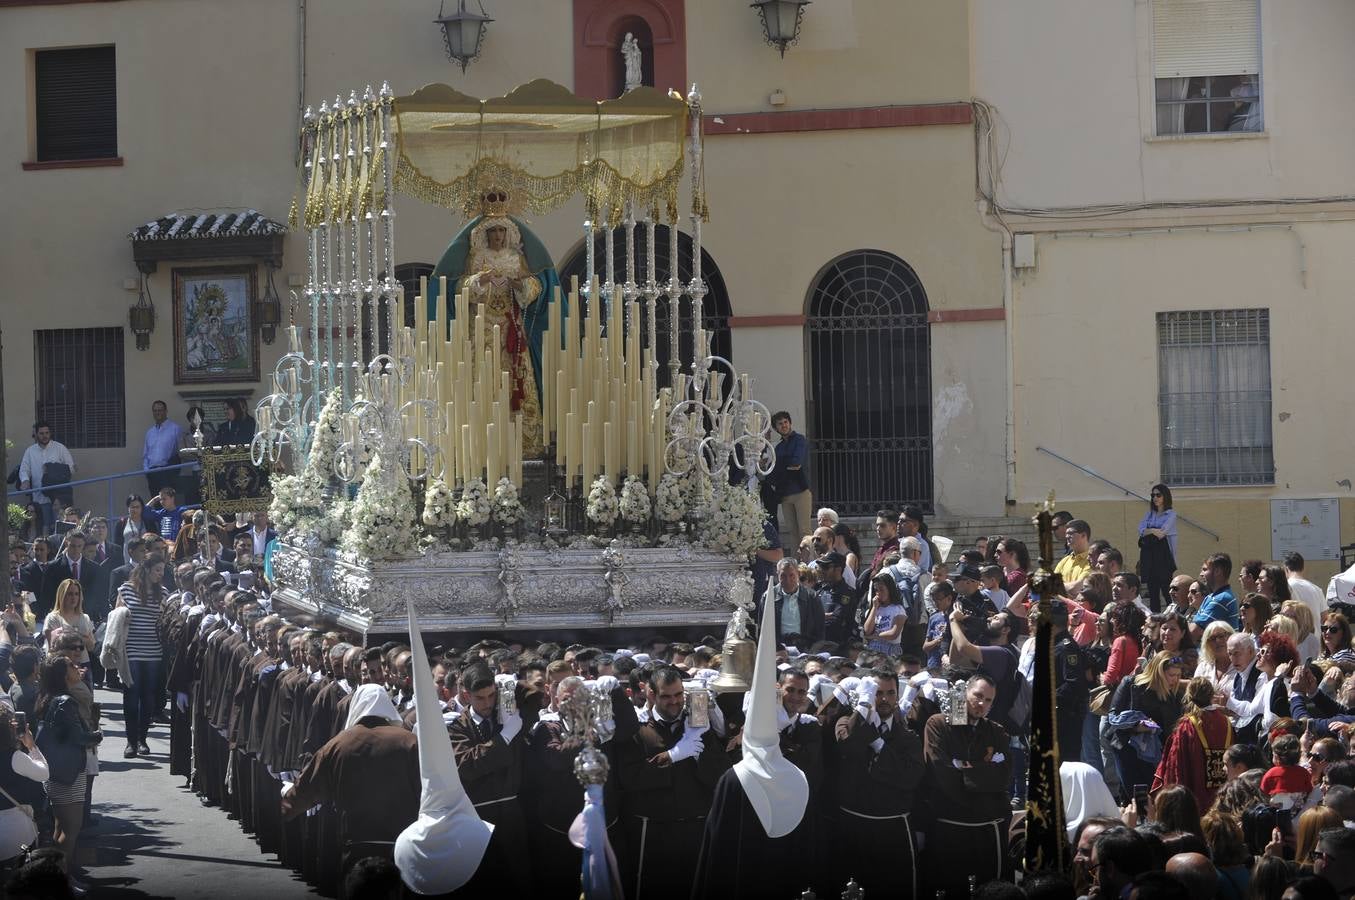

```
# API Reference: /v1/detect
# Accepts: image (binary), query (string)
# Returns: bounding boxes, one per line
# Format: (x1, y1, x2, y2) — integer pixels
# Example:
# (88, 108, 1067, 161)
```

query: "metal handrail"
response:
(7, 462, 195, 500)
(1035, 446, 1220, 541)
(7, 462, 198, 525)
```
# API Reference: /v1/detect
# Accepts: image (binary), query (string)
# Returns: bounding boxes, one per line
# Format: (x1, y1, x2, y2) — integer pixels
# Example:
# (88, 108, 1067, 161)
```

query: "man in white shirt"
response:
(18, 420, 75, 536)
(1216, 633, 1265, 745)
(1284, 552, 1327, 624)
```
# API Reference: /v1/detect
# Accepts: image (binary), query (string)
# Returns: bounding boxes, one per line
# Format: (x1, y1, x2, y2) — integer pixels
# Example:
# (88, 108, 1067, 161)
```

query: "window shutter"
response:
(1153, 0, 1259, 79)
(35, 46, 117, 162)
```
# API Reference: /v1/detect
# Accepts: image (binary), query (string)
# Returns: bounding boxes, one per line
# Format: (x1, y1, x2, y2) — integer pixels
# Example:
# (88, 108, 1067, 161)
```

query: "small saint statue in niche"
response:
(622, 32, 642, 93)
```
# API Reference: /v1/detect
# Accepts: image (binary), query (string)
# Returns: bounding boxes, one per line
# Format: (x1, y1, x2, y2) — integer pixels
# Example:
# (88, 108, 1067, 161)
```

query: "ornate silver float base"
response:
(269, 538, 752, 637)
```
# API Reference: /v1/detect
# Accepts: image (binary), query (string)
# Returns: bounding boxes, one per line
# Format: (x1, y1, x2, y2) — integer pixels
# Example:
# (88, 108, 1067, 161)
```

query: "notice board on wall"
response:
(1271, 499, 1340, 561)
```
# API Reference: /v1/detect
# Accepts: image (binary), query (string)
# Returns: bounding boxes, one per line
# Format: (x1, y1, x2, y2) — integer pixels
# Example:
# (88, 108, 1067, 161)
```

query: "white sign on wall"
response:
(1270, 499, 1340, 561)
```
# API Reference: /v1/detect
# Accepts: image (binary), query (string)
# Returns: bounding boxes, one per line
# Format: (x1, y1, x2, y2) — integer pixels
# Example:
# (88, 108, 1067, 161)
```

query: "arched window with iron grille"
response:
(805, 250, 932, 515)
(558, 226, 731, 388)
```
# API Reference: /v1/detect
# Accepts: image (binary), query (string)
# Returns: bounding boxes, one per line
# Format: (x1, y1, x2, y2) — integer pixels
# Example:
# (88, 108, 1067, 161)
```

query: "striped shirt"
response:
(118, 582, 166, 662)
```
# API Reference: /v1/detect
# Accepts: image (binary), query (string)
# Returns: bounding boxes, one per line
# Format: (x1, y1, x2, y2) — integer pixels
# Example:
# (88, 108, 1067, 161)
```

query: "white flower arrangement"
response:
(422, 478, 454, 529)
(585, 476, 619, 527)
(343, 452, 420, 560)
(312, 498, 351, 544)
(619, 476, 652, 524)
(306, 390, 345, 485)
(271, 390, 352, 544)
(268, 472, 309, 533)
(491, 477, 525, 526)
(456, 477, 491, 527)
(654, 473, 686, 523)
(701, 482, 767, 558)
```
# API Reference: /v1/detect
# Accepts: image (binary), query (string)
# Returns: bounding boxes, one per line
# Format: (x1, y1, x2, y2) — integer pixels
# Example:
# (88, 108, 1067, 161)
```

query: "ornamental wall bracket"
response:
(602, 538, 629, 617)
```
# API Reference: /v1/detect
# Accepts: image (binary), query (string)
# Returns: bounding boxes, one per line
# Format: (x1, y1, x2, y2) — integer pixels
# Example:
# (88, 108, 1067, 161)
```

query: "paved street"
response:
(75, 687, 318, 899)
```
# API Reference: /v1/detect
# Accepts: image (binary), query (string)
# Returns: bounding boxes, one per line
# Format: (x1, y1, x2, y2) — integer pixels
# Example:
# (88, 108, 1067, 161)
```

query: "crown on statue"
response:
(480, 188, 512, 218)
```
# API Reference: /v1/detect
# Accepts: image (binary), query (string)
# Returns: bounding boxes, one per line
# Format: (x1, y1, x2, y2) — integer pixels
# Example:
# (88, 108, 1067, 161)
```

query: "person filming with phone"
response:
(0, 706, 50, 868)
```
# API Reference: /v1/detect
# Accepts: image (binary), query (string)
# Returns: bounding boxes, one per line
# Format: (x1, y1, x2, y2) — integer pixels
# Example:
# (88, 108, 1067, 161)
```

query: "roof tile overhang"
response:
(129, 209, 286, 273)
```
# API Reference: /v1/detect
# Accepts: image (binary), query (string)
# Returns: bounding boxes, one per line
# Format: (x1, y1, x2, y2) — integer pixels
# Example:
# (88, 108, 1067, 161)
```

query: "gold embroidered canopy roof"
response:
(302, 79, 690, 229)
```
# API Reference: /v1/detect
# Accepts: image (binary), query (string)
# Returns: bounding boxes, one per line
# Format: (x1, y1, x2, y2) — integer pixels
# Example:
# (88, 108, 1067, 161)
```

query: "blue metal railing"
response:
(1035, 446, 1220, 541)
(7, 462, 197, 524)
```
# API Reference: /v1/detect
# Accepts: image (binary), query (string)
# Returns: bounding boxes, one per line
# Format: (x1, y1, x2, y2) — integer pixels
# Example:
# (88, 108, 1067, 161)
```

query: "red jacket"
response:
(1260, 764, 1312, 797)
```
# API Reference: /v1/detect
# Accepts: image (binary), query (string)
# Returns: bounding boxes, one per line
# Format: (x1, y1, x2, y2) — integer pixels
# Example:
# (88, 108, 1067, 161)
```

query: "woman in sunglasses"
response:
(1107, 650, 1187, 799)
(1193, 620, 1236, 688)
(1239, 592, 1274, 636)
(1137, 483, 1178, 613)
(1318, 612, 1354, 666)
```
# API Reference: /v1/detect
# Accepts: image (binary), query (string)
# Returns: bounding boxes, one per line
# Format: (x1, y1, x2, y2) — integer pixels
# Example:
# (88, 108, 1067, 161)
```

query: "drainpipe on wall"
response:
(977, 200, 1016, 508)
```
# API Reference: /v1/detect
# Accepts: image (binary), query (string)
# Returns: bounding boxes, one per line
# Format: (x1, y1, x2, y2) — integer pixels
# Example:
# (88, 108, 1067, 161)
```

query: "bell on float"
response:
(711, 634, 755, 693)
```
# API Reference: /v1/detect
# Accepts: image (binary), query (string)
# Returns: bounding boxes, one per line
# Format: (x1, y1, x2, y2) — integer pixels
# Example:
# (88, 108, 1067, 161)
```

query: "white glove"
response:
(808, 672, 832, 700)
(991, 752, 1006, 764)
(900, 671, 933, 708)
(666, 727, 706, 764)
(176, 692, 189, 712)
(870, 736, 886, 754)
(499, 711, 523, 745)
(855, 677, 880, 720)
(833, 676, 862, 707)
(776, 703, 793, 733)
(594, 675, 620, 694)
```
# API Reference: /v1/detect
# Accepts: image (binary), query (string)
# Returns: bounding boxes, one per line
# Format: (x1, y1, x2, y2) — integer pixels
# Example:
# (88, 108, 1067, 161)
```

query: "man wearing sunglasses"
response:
(1310, 826, 1355, 899)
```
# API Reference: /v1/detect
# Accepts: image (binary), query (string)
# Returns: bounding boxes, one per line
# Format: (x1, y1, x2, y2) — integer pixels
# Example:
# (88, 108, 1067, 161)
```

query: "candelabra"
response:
(251, 326, 319, 468)
(664, 337, 776, 482)
(333, 353, 443, 491)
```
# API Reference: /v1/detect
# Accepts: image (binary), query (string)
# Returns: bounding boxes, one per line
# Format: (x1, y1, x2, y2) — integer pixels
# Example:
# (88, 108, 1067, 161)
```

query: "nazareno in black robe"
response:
(688, 767, 814, 900)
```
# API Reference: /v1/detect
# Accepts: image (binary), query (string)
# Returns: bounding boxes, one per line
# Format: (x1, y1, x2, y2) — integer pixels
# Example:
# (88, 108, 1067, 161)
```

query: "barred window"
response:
(1157, 309, 1272, 486)
(34, 327, 126, 449)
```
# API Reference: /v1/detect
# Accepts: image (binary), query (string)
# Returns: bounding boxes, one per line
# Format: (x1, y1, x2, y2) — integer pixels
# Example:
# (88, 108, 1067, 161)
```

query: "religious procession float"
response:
(250, 79, 772, 640)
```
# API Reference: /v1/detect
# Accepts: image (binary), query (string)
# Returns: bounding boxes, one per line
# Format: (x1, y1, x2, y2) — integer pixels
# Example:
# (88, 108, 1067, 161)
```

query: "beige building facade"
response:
(973, 0, 1355, 585)
(3, 0, 1007, 524)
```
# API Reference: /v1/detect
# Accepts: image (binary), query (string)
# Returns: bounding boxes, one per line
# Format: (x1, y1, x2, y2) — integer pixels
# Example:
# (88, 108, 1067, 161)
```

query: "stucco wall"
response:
(1, 0, 1001, 520)
(972, 0, 1355, 208)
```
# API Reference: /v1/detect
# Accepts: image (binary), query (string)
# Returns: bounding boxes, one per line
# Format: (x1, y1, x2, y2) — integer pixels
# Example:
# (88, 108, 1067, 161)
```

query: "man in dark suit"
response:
(79, 542, 112, 622)
(85, 518, 124, 571)
(39, 529, 98, 620)
(758, 558, 826, 646)
(17, 539, 52, 599)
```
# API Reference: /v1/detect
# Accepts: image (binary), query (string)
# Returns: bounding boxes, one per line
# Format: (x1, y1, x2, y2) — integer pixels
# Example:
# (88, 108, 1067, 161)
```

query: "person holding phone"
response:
(34, 655, 101, 881)
(0, 706, 49, 866)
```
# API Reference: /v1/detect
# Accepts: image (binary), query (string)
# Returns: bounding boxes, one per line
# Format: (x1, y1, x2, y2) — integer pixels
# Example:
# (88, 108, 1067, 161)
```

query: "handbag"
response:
(1089, 684, 1114, 716)
(0, 777, 41, 859)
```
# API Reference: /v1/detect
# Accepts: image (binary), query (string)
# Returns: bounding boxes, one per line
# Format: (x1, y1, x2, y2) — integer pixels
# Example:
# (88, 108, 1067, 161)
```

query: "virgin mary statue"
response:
(428, 192, 564, 457)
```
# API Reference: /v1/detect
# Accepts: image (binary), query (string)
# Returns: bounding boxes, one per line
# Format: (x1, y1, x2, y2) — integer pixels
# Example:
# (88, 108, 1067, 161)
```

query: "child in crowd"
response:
(980, 564, 1010, 610)
(1260, 734, 1313, 800)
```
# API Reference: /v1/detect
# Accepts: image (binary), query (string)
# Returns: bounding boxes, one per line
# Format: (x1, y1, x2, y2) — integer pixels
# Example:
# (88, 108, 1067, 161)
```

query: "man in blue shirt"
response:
(142, 399, 184, 495)
(768, 411, 812, 550)
(1189, 552, 1239, 641)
